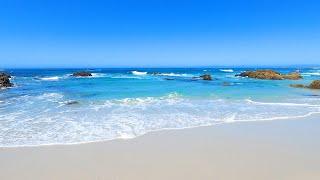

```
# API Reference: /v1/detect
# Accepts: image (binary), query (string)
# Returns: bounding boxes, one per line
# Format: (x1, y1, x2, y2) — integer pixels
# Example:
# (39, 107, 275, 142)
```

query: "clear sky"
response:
(0, 0, 319, 68)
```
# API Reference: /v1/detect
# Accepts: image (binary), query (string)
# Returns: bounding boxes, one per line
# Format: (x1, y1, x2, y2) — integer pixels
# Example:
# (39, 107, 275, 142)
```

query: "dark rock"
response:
(65, 100, 80, 105)
(0, 72, 13, 88)
(164, 78, 174, 80)
(0, 72, 11, 79)
(290, 84, 305, 88)
(72, 71, 92, 77)
(308, 80, 320, 89)
(236, 70, 302, 80)
(200, 74, 212, 81)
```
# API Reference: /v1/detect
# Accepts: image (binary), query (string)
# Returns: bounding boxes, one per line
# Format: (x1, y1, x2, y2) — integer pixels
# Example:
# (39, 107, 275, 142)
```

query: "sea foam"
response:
(1, 93, 319, 147)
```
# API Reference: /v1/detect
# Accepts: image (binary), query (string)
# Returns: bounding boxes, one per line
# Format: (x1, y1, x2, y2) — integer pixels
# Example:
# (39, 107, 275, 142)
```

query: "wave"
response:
(90, 73, 107, 78)
(1, 94, 320, 147)
(38, 76, 61, 81)
(131, 71, 147, 76)
(245, 99, 320, 107)
(219, 69, 234, 73)
(38, 73, 108, 81)
(301, 72, 320, 76)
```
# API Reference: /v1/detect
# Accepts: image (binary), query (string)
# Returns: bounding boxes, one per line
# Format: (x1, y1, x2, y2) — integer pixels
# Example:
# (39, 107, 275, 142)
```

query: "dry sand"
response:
(1, 116, 320, 180)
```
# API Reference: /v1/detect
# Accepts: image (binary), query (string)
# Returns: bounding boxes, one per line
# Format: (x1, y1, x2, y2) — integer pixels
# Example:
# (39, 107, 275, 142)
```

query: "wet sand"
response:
(1, 116, 320, 180)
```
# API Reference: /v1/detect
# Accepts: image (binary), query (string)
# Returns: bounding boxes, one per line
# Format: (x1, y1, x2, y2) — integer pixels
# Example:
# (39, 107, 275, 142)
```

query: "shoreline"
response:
(1, 112, 320, 149)
(1, 116, 320, 180)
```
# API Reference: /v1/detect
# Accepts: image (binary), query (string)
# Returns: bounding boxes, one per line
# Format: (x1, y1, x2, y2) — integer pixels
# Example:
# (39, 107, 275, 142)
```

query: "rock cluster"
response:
(236, 70, 302, 80)
(0, 72, 13, 88)
(72, 71, 92, 77)
(290, 80, 320, 89)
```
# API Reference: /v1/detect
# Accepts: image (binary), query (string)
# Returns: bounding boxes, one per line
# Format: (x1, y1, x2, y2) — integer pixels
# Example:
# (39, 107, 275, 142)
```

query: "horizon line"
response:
(1, 64, 320, 69)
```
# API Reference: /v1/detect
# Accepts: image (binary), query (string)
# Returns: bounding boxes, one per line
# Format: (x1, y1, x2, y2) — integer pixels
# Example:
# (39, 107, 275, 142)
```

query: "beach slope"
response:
(1, 116, 320, 180)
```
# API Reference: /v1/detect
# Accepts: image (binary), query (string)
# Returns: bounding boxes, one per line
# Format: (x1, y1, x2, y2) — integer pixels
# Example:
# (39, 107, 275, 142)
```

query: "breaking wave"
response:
(220, 69, 234, 73)
(0, 92, 319, 147)
(131, 71, 147, 76)
(38, 76, 62, 81)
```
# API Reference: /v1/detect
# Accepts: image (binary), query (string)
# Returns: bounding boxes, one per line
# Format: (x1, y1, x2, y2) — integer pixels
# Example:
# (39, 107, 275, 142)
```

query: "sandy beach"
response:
(1, 116, 320, 180)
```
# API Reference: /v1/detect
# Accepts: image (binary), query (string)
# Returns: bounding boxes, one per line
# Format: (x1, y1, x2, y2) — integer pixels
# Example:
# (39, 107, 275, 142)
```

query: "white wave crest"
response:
(220, 69, 234, 73)
(39, 76, 61, 81)
(91, 73, 107, 78)
(131, 71, 147, 76)
(301, 72, 320, 76)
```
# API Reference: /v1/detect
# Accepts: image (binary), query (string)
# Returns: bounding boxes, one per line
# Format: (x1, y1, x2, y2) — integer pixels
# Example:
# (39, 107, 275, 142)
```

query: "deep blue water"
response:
(0, 67, 320, 146)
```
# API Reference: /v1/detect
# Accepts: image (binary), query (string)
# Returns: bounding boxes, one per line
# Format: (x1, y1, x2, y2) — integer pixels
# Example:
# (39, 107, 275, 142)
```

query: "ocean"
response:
(0, 67, 320, 147)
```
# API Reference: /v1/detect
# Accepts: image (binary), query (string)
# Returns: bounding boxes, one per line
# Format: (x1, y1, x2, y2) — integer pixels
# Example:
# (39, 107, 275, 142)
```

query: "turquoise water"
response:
(0, 67, 320, 147)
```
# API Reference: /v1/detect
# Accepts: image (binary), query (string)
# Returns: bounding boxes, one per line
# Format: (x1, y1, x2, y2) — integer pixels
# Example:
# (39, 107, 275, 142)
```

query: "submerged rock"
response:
(0, 72, 13, 88)
(199, 74, 212, 80)
(65, 100, 80, 105)
(289, 84, 305, 88)
(236, 70, 302, 80)
(72, 71, 92, 77)
(222, 82, 231, 86)
(290, 80, 320, 90)
(164, 78, 174, 80)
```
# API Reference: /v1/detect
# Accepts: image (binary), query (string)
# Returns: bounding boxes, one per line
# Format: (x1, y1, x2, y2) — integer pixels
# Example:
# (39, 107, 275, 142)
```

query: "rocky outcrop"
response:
(200, 74, 212, 80)
(290, 80, 320, 89)
(72, 71, 92, 77)
(308, 80, 320, 89)
(281, 72, 303, 80)
(0, 72, 13, 88)
(236, 70, 302, 80)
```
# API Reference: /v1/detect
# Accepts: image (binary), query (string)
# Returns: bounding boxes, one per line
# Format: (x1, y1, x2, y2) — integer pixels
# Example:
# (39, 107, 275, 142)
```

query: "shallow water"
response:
(0, 67, 320, 147)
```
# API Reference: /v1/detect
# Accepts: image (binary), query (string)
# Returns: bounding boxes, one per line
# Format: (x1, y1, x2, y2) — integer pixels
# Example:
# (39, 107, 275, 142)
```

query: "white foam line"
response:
(2, 111, 320, 148)
(245, 99, 320, 107)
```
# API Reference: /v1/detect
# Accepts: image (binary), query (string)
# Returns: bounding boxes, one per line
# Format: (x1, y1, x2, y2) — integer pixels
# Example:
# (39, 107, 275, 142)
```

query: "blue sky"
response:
(0, 0, 319, 68)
